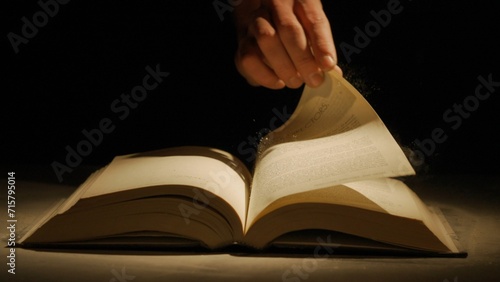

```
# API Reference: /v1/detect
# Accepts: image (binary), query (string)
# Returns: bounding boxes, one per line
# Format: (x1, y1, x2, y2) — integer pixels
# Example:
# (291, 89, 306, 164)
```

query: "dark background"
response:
(3, 1, 499, 183)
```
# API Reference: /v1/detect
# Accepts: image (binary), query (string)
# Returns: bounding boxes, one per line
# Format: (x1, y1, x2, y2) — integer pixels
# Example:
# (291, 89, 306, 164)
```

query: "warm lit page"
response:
(342, 178, 421, 219)
(258, 70, 371, 153)
(77, 147, 250, 226)
(247, 71, 415, 229)
(346, 178, 459, 252)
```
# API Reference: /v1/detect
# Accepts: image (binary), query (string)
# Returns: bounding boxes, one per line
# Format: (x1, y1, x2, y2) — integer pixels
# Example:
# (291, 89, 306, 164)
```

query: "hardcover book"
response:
(19, 71, 465, 256)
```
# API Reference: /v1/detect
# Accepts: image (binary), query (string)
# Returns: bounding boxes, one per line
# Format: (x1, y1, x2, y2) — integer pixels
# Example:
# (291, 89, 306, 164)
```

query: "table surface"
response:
(1, 168, 499, 282)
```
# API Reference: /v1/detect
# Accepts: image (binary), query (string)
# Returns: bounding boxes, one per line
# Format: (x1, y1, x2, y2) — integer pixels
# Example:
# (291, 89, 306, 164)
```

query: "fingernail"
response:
(288, 76, 302, 88)
(309, 71, 324, 87)
(274, 80, 286, 89)
(321, 55, 335, 70)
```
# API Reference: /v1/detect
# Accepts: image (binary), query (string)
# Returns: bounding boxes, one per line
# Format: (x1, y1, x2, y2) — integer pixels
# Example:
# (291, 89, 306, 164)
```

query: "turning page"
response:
(247, 71, 416, 228)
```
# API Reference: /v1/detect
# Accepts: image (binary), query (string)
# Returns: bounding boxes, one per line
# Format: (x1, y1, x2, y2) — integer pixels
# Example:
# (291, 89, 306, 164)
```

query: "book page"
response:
(345, 178, 459, 253)
(77, 147, 250, 227)
(247, 71, 415, 227)
(257, 70, 358, 152)
(342, 178, 421, 219)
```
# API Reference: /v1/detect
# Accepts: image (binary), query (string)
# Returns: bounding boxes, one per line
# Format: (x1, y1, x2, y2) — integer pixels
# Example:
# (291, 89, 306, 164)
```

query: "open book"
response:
(19, 71, 464, 256)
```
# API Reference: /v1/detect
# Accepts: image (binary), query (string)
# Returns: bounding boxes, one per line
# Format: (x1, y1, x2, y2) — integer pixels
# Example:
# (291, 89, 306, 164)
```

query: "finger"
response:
(266, 0, 324, 87)
(248, 7, 303, 88)
(235, 36, 286, 89)
(294, 0, 338, 71)
(333, 65, 343, 76)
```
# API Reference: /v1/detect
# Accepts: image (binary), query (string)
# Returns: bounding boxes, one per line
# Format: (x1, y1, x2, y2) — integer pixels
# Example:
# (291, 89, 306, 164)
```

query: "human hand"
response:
(233, 0, 342, 90)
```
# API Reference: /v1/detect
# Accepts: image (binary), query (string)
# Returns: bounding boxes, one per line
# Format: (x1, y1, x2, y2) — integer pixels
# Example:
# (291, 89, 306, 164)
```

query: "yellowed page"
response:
(346, 178, 459, 252)
(257, 71, 378, 152)
(342, 178, 421, 219)
(247, 71, 415, 228)
(74, 147, 250, 227)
